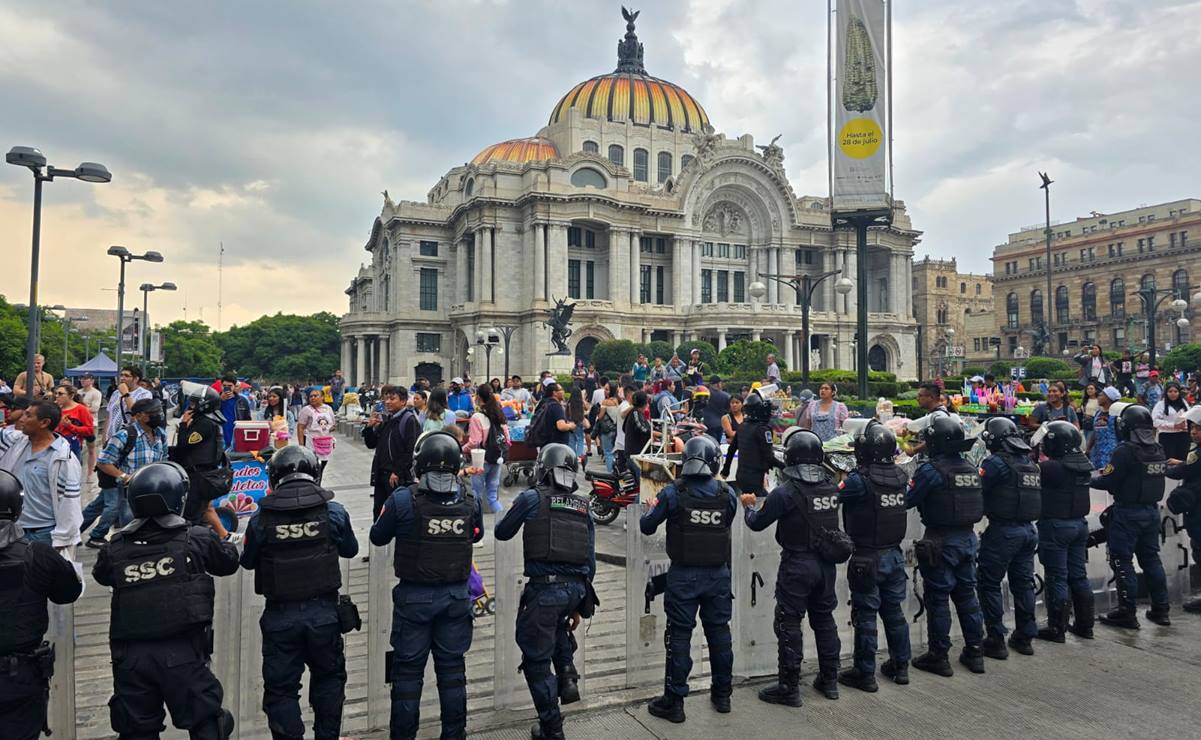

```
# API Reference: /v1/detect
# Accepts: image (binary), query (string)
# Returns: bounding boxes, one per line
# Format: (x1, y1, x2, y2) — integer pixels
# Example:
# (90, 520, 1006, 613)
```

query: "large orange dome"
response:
(548, 10, 709, 134)
(471, 136, 560, 166)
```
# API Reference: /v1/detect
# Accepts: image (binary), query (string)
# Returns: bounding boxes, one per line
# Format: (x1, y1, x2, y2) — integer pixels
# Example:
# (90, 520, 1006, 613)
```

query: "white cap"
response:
(1102, 386, 1121, 401)
(451, 377, 463, 385)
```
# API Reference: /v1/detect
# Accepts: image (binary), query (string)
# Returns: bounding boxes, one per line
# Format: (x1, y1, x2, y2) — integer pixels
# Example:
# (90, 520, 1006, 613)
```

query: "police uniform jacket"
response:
(0, 532, 82, 655)
(369, 482, 484, 595)
(640, 476, 739, 568)
(1092, 441, 1167, 506)
(494, 486, 596, 579)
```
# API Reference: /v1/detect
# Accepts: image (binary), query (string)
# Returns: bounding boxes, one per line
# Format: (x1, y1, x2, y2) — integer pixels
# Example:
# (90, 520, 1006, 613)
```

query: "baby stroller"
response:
(469, 561, 496, 617)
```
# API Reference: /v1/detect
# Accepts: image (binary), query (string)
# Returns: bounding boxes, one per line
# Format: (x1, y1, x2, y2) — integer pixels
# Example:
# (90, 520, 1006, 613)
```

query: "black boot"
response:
(911, 652, 953, 677)
(558, 675, 580, 705)
(648, 692, 686, 723)
(958, 645, 986, 674)
(1099, 606, 1140, 630)
(531, 722, 566, 740)
(710, 686, 731, 714)
(758, 670, 803, 707)
(1007, 633, 1034, 656)
(981, 634, 1008, 660)
(812, 669, 839, 700)
(1069, 592, 1095, 639)
(880, 659, 909, 685)
(1145, 607, 1171, 626)
(1036, 599, 1068, 643)
(1184, 594, 1201, 614)
(838, 666, 879, 693)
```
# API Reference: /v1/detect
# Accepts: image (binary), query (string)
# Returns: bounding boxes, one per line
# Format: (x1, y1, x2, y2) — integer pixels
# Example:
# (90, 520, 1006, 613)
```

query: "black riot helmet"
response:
(414, 430, 463, 494)
(1041, 420, 1083, 459)
(980, 416, 1030, 453)
(127, 461, 190, 518)
(744, 392, 772, 423)
(1116, 403, 1156, 445)
(0, 470, 23, 520)
(180, 380, 223, 419)
(784, 428, 824, 467)
(855, 421, 897, 465)
(268, 445, 321, 488)
(924, 414, 970, 456)
(535, 443, 580, 491)
(680, 435, 720, 478)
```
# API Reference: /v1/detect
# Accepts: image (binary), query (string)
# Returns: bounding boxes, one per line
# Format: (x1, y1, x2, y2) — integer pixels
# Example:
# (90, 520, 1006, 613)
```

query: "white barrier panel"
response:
(730, 517, 780, 679)
(211, 567, 245, 733)
(1160, 481, 1188, 605)
(46, 602, 75, 740)
(366, 542, 394, 730)
(493, 533, 527, 711)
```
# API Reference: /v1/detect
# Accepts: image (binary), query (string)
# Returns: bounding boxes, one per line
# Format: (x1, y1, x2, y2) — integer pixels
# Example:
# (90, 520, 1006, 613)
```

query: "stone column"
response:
(355, 335, 367, 387)
(629, 230, 642, 305)
(748, 245, 759, 303)
(717, 329, 727, 352)
(533, 223, 547, 302)
(455, 241, 467, 304)
(784, 331, 796, 372)
(844, 248, 858, 318)
(471, 233, 483, 305)
(693, 240, 703, 306)
(379, 334, 390, 384)
(482, 227, 495, 303)
(671, 237, 686, 307)
(672, 330, 682, 347)
(547, 224, 569, 299)
(766, 247, 778, 304)
(340, 338, 350, 378)
(609, 228, 627, 308)
(752, 329, 762, 342)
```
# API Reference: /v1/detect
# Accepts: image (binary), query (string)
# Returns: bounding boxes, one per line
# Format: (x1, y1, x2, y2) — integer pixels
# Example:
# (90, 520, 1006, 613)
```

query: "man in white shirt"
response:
(500, 375, 533, 406)
(105, 366, 153, 440)
(766, 354, 781, 384)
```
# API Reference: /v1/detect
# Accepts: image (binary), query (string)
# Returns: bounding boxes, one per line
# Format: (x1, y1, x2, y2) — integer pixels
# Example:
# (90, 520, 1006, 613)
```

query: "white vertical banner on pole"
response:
(831, 0, 890, 213)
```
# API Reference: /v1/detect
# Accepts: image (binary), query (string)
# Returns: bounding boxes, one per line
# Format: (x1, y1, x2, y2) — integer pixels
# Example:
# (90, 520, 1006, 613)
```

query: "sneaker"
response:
(880, 659, 909, 685)
(958, 646, 986, 674)
(1007, 633, 1034, 656)
(757, 683, 803, 707)
(647, 693, 685, 723)
(1145, 609, 1171, 627)
(982, 634, 1008, 660)
(838, 667, 879, 693)
(911, 652, 953, 678)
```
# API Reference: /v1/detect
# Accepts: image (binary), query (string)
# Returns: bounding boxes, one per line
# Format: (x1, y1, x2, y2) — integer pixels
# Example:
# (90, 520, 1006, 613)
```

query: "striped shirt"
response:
(99, 424, 168, 475)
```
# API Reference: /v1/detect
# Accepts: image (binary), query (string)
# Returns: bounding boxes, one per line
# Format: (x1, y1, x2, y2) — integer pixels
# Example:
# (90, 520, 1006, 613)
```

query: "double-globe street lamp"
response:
(139, 282, 177, 373)
(106, 246, 164, 374)
(7, 146, 111, 399)
(1136, 284, 1201, 369)
(468, 328, 504, 381)
(748, 271, 854, 386)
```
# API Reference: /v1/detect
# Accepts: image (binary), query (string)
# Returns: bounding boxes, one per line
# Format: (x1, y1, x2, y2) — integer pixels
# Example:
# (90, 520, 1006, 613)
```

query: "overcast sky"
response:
(2, 0, 1197, 328)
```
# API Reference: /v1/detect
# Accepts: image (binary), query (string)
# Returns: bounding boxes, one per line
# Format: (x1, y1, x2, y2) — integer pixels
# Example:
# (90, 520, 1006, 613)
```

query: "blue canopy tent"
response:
(64, 351, 119, 380)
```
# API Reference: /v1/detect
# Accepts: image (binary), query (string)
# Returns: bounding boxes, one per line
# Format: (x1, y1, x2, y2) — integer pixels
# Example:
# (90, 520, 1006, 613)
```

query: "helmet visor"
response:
(421, 471, 458, 494)
(551, 466, 578, 490)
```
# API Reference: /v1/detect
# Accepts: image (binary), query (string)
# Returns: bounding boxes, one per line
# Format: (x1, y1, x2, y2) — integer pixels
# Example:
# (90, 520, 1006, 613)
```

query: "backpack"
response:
(96, 425, 141, 489)
(596, 408, 617, 436)
(525, 399, 554, 449)
(483, 417, 509, 464)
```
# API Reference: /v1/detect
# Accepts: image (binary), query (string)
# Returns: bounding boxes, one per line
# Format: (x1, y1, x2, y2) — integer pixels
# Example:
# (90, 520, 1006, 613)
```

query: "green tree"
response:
(214, 312, 341, 382)
(590, 339, 641, 375)
(0, 297, 28, 382)
(674, 340, 718, 376)
(717, 339, 782, 375)
(988, 360, 1014, 378)
(640, 340, 675, 364)
(1161, 343, 1201, 374)
(161, 320, 224, 378)
(1023, 356, 1073, 380)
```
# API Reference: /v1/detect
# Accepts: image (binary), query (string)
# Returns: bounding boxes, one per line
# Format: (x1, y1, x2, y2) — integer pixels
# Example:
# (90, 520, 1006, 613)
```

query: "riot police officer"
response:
(494, 443, 597, 740)
(1034, 420, 1095, 641)
(906, 415, 987, 676)
(1166, 405, 1201, 613)
(171, 382, 231, 536)
(639, 435, 739, 723)
(733, 391, 778, 498)
(92, 461, 240, 739)
(369, 430, 484, 740)
(0, 470, 83, 740)
(742, 429, 842, 706)
(837, 421, 911, 691)
(1092, 403, 1170, 629)
(240, 445, 359, 740)
(976, 417, 1041, 659)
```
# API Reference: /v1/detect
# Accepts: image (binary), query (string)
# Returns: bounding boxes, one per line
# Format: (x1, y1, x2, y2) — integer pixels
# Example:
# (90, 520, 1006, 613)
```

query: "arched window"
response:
(681, 154, 695, 170)
(569, 167, 607, 189)
(1082, 282, 1096, 321)
(960, 282, 966, 294)
(1173, 269, 1190, 299)
(608, 144, 624, 166)
(1030, 289, 1044, 325)
(975, 283, 982, 295)
(465, 178, 474, 197)
(1055, 285, 1070, 323)
(1110, 277, 1125, 318)
(657, 151, 673, 184)
(633, 148, 648, 181)
(582, 140, 598, 154)
(1141, 273, 1156, 292)
(1006, 292, 1019, 328)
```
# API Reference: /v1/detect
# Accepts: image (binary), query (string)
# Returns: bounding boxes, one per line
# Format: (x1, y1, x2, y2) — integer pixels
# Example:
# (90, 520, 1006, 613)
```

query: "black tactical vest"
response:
(1113, 442, 1167, 505)
(665, 483, 731, 567)
(106, 528, 215, 642)
(776, 478, 841, 551)
(0, 541, 48, 654)
(844, 464, 909, 549)
(255, 504, 341, 601)
(921, 458, 984, 528)
(1041, 453, 1093, 519)
(522, 487, 591, 565)
(985, 452, 1042, 522)
(394, 488, 475, 584)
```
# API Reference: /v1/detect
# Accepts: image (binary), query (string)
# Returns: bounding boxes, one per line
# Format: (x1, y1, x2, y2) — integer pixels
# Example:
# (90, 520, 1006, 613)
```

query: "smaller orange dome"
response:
(471, 137, 559, 165)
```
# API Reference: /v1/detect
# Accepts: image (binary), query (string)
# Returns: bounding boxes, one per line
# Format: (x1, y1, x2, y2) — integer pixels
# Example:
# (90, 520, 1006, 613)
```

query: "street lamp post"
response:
(7, 146, 111, 399)
(139, 282, 177, 373)
(471, 329, 501, 381)
(493, 325, 518, 380)
(749, 271, 853, 385)
(833, 209, 892, 400)
(106, 246, 165, 375)
(1136, 285, 1201, 368)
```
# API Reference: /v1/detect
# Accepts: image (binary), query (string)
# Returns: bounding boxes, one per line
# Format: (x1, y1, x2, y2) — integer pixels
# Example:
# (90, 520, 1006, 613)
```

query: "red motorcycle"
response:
(584, 465, 640, 525)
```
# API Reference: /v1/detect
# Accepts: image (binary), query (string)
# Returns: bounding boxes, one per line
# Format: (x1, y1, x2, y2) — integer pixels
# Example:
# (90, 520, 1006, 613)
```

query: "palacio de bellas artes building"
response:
(340, 11, 919, 387)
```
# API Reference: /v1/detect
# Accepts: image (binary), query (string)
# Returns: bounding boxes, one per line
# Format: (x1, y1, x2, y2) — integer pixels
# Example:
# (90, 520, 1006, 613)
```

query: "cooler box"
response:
(233, 420, 271, 452)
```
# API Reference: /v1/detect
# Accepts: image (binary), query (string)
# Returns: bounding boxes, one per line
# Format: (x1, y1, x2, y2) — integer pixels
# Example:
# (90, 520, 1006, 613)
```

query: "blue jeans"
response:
(472, 462, 503, 513)
(600, 432, 616, 472)
(567, 428, 585, 458)
(977, 522, 1039, 639)
(664, 564, 733, 697)
(22, 525, 54, 546)
(81, 486, 131, 541)
(389, 583, 473, 740)
(850, 547, 911, 674)
(1037, 518, 1091, 607)
(918, 528, 984, 655)
(1108, 504, 1168, 611)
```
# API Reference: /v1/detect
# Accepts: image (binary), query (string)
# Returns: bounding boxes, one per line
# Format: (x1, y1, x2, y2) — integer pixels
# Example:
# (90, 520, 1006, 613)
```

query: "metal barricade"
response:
(1160, 480, 1190, 605)
(210, 566, 265, 739)
(46, 602, 76, 740)
(730, 513, 780, 679)
(365, 542, 394, 731)
(1085, 488, 1118, 612)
